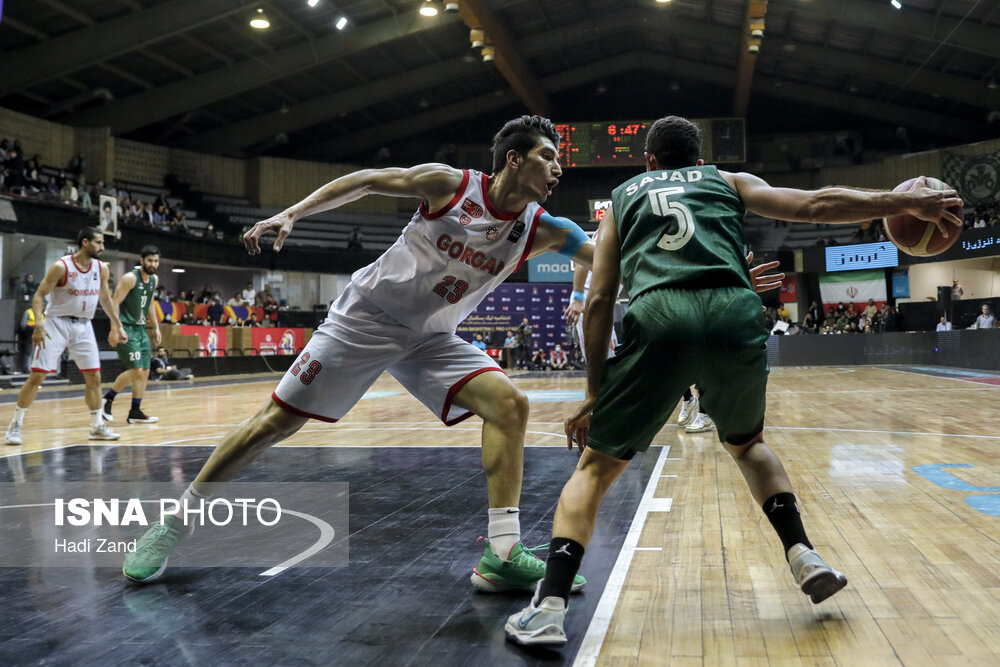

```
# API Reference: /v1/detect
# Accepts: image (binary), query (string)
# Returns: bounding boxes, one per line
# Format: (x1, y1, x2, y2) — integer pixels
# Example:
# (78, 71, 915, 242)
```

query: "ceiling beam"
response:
(302, 49, 984, 161)
(1, 16, 50, 41)
(67, 11, 464, 133)
(734, 0, 768, 116)
(37, 0, 96, 26)
(0, 0, 259, 96)
(774, 0, 1000, 59)
(458, 0, 550, 116)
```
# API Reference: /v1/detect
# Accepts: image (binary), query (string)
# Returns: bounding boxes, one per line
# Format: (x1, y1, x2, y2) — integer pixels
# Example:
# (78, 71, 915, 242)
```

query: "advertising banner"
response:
(252, 328, 306, 355)
(819, 269, 886, 307)
(527, 251, 575, 283)
(459, 283, 572, 351)
(180, 325, 227, 356)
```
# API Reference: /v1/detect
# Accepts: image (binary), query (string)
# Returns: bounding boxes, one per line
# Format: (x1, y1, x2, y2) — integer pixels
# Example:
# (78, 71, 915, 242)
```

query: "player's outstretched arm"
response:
(726, 172, 964, 236)
(746, 251, 785, 294)
(242, 163, 464, 255)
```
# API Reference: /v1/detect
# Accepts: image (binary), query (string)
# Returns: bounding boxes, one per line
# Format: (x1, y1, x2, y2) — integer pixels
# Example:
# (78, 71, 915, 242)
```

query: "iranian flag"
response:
(819, 269, 886, 306)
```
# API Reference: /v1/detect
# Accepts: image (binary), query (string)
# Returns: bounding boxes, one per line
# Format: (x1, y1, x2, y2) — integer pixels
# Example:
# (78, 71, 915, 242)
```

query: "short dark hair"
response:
(140, 245, 160, 258)
(77, 227, 102, 247)
(102, 200, 113, 210)
(490, 115, 561, 174)
(644, 116, 702, 169)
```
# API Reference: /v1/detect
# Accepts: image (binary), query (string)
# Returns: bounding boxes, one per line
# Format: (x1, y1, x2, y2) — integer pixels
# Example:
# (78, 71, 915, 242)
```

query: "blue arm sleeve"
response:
(540, 212, 589, 258)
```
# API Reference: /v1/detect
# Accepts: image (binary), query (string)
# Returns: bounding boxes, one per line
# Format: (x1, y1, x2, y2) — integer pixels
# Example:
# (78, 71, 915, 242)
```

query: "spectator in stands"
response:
(198, 284, 213, 303)
(516, 317, 533, 369)
(0, 139, 8, 162)
(846, 302, 858, 325)
(835, 301, 847, 316)
(244, 312, 261, 327)
(226, 290, 243, 307)
(472, 333, 487, 351)
(952, 278, 964, 300)
(346, 225, 364, 250)
(776, 304, 790, 323)
(974, 215, 987, 228)
(263, 294, 279, 326)
(834, 311, 849, 332)
(973, 303, 995, 329)
(550, 344, 569, 370)
(206, 298, 224, 326)
(4, 148, 25, 194)
(241, 282, 256, 307)
(23, 159, 42, 193)
(78, 178, 92, 211)
(43, 175, 60, 199)
(69, 153, 85, 178)
(530, 348, 548, 370)
(175, 211, 190, 234)
(864, 298, 878, 321)
(807, 301, 821, 326)
(151, 346, 194, 381)
(16, 274, 38, 302)
(60, 179, 79, 205)
(154, 286, 165, 302)
(937, 315, 952, 331)
(90, 180, 106, 201)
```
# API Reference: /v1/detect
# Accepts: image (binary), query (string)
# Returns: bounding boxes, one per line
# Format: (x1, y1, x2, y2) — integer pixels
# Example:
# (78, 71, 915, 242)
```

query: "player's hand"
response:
(152, 328, 162, 347)
(32, 325, 49, 349)
(244, 211, 295, 255)
(906, 177, 965, 238)
(746, 252, 785, 294)
(564, 397, 597, 452)
(563, 298, 584, 326)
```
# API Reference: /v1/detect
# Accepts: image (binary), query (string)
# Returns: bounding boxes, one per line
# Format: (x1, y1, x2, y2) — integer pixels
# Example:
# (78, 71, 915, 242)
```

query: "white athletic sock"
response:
(90, 409, 103, 428)
(12, 407, 27, 426)
(488, 507, 521, 560)
(167, 484, 211, 534)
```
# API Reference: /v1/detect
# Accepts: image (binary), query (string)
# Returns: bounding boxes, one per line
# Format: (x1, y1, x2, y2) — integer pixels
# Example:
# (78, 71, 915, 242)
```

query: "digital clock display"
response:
(556, 118, 745, 168)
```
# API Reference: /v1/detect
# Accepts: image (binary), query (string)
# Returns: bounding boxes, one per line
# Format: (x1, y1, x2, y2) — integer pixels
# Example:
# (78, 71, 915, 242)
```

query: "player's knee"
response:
(496, 388, 529, 429)
(82, 371, 101, 386)
(725, 431, 764, 460)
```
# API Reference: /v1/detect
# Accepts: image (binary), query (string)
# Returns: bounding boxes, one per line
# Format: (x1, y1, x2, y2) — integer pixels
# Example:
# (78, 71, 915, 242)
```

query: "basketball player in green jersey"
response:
(103, 245, 162, 424)
(506, 116, 964, 647)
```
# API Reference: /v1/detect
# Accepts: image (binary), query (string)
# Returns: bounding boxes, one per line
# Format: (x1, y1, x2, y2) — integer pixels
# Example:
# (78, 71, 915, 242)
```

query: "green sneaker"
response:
(471, 539, 585, 593)
(123, 515, 191, 583)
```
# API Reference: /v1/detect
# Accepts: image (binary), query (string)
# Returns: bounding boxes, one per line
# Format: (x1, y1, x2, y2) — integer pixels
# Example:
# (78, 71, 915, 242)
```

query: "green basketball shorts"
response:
(116, 324, 152, 369)
(587, 286, 770, 459)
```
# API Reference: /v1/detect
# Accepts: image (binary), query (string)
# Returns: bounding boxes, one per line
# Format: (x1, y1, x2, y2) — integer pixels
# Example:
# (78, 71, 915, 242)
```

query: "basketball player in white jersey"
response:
(124, 116, 598, 588)
(5, 228, 126, 445)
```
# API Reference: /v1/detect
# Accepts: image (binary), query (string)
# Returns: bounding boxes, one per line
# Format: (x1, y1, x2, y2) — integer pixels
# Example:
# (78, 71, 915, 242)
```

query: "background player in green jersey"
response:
(103, 245, 162, 424)
(506, 116, 964, 648)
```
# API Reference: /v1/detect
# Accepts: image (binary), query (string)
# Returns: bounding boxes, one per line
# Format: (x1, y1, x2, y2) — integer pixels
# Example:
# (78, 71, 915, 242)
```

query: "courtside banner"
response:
(180, 324, 227, 356)
(819, 269, 886, 305)
(0, 483, 348, 567)
(253, 328, 305, 355)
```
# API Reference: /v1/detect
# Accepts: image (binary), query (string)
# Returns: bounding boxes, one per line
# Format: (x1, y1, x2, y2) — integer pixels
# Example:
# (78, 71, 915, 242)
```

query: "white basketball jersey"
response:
(45, 255, 102, 319)
(352, 170, 543, 333)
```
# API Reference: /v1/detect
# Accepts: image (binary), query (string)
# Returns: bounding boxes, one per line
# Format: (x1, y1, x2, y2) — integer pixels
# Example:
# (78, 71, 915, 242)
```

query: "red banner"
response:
(180, 325, 227, 357)
(779, 275, 797, 303)
(252, 328, 306, 355)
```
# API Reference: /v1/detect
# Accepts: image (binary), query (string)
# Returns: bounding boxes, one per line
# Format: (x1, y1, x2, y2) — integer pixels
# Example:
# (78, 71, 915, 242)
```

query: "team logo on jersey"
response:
(461, 198, 484, 218)
(506, 221, 525, 243)
(460, 214, 473, 226)
(69, 273, 77, 281)
(485, 226, 500, 240)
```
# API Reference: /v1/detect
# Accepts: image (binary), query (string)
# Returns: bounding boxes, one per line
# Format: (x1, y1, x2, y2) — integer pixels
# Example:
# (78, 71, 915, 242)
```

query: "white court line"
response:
(258, 507, 336, 577)
(574, 445, 672, 667)
(877, 365, 1000, 388)
(634, 547, 663, 552)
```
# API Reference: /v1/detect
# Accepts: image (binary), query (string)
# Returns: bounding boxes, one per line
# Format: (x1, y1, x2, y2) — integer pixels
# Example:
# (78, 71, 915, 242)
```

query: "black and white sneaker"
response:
(102, 397, 114, 422)
(127, 410, 159, 424)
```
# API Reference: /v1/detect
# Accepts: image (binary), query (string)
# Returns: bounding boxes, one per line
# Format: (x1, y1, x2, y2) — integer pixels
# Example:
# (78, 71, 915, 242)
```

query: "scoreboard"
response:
(556, 118, 746, 168)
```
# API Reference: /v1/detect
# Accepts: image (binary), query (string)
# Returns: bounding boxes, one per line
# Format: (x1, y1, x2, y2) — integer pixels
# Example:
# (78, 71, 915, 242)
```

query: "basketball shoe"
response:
(127, 410, 159, 424)
(89, 422, 121, 440)
(123, 514, 192, 583)
(685, 413, 714, 433)
(677, 395, 699, 425)
(102, 396, 114, 422)
(788, 543, 848, 603)
(4, 422, 22, 446)
(471, 539, 585, 593)
(505, 582, 568, 647)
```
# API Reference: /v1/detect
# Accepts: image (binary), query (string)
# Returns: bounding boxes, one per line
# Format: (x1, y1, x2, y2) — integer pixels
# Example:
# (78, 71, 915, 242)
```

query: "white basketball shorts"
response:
(31, 315, 101, 374)
(575, 312, 618, 362)
(272, 284, 503, 424)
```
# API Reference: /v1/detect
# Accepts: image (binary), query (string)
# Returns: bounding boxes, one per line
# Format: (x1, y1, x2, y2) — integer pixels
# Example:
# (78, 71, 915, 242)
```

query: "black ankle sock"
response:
(537, 537, 585, 603)
(763, 492, 812, 559)
(682, 388, 693, 401)
(104, 389, 117, 401)
(131, 398, 142, 412)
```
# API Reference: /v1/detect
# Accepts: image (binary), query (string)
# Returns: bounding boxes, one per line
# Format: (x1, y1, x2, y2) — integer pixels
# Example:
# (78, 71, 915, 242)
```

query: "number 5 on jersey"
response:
(649, 186, 695, 251)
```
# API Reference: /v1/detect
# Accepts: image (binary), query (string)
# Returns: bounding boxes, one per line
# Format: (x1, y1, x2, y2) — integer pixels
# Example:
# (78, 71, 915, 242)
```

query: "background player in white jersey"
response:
(5, 227, 126, 445)
(124, 115, 598, 589)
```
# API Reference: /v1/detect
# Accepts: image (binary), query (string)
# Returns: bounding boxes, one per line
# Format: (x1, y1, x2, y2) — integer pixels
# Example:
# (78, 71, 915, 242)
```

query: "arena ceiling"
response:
(1, 0, 999, 163)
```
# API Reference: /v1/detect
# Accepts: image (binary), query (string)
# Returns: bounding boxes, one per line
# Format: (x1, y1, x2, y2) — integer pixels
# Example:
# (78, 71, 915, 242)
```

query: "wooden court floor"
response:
(2, 366, 1000, 666)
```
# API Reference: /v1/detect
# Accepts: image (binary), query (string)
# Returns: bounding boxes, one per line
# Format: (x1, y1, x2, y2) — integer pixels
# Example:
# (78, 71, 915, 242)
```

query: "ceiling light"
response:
(890, 0, 902, 8)
(445, 2, 460, 11)
(482, 45, 495, 62)
(656, 0, 672, 3)
(307, 0, 319, 7)
(989, 79, 998, 90)
(172, 268, 186, 273)
(250, 8, 270, 29)
(419, 0, 439, 16)
(335, 15, 348, 30)
(470, 29, 485, 48)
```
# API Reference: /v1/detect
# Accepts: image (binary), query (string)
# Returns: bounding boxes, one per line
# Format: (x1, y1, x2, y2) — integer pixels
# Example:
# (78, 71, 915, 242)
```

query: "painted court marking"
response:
(574, 445, 672, 667)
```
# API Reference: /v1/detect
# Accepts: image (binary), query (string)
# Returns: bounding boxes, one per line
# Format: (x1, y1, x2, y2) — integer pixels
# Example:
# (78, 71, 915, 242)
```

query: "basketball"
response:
(884, 177, 963, 256)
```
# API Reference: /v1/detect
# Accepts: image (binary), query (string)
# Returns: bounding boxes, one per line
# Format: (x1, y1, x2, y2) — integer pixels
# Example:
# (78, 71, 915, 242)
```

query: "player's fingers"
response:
(745, 250, 754, 265)
(932, 219, 951, 238)
(274, 226, 291, 252)
(942, 209, 964, 227)
(577, 426, 588, 452)
(756, 280, 783, 292)
(243, 228, 260, 255)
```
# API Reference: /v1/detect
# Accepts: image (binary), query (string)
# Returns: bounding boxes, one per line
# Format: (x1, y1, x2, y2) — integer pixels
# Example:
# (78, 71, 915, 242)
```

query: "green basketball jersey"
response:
(120, 268, 157, 326)
(611, 165, 752, 299)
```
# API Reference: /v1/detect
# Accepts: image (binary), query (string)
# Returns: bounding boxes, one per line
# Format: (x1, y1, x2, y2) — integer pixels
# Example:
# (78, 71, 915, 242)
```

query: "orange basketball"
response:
(884, 177, 963, 257)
